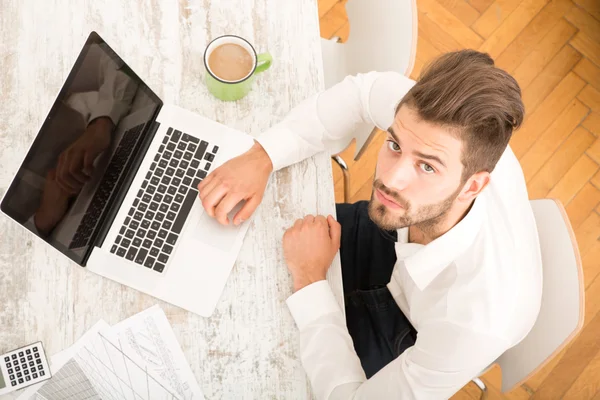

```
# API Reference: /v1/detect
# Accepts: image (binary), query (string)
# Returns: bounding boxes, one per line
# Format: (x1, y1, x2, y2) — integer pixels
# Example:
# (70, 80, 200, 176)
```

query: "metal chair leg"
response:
(472, 377, 488, 400)
(332, 155, 350, 203)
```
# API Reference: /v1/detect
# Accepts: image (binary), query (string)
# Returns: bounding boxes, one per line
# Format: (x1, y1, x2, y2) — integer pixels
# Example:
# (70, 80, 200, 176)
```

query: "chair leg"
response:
(332, 155, 350, 203)
(472, 377, 488, 400)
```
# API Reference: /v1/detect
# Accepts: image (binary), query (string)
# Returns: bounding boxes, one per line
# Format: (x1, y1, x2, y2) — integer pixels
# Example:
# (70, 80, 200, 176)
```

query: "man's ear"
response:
(458, 171, 490, 203)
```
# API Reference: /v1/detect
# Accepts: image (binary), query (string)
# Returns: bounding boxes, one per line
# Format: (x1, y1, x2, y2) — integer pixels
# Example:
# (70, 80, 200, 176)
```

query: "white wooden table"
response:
(0, 0, 343, 398)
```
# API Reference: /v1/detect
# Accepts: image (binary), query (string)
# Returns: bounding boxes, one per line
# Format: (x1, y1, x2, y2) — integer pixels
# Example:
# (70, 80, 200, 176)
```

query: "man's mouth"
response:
(375, 189, 403, 209)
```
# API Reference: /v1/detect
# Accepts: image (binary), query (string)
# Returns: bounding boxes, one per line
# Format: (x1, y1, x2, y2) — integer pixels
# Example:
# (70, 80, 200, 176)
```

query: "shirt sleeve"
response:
(287, 282, 511, 400)
(256, 71, 415, 171)
(87, 45, 138, 126)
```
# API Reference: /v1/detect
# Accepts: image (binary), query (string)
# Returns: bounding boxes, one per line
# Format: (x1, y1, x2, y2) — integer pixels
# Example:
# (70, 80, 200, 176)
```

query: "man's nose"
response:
(379, 157, 414, 192)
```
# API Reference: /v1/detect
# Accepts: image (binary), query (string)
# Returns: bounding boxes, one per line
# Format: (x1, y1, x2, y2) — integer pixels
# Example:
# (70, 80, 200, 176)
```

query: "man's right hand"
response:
(198, 141, 273, 226)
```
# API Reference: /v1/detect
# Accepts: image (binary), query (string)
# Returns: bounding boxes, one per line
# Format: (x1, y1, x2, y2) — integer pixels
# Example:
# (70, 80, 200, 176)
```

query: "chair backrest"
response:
(496, 198, 584, 392)
(320, 0, 418, 159)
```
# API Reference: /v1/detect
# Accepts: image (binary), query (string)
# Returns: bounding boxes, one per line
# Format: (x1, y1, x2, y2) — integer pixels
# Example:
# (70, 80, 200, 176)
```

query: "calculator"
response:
(0, 341, 51, 395)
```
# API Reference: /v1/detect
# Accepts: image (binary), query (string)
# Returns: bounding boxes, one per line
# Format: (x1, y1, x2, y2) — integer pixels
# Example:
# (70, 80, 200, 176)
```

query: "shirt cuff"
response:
(286, 280, 342, 331)
(255, 126, 301, 172)
(88, 99, 130, 127)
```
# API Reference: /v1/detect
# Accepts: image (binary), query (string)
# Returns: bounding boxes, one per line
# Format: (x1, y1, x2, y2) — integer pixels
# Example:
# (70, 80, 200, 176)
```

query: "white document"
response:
(13, 306, 203, 400)
(110, 306, 204, 400)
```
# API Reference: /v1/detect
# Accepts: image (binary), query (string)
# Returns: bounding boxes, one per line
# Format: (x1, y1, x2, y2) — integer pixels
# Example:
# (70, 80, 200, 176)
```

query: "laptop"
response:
(0, 32, 255, 317)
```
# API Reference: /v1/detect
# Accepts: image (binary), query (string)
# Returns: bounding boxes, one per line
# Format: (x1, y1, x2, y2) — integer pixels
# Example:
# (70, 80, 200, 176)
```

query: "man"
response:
(197, 50, 543, 399)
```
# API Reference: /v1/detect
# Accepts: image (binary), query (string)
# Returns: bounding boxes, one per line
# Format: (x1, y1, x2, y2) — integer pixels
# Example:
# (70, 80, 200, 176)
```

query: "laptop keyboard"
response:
(69, 122, 145, 250)
(110, 127, 218, 273)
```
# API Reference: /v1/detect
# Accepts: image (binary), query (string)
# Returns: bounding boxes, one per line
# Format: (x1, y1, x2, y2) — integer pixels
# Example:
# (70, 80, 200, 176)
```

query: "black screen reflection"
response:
(2, 37, 161, 264)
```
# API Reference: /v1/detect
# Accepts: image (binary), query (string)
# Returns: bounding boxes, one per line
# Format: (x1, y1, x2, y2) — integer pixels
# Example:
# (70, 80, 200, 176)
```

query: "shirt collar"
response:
(399, 194, 487, 290)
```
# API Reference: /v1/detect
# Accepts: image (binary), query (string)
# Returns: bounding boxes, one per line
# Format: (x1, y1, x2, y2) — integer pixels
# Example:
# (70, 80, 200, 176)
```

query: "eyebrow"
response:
(387, 126, 447, 169)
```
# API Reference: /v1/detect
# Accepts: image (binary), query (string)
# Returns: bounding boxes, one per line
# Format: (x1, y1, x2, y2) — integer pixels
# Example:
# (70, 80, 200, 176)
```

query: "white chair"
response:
(473, 198, 585, 399)
(321, 0, 418, 202)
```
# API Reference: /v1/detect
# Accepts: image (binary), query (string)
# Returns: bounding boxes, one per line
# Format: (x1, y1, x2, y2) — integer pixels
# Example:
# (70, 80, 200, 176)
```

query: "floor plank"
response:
(472, 0, 524, 38)
(574, 58, 600, 92)
(585, 268, 600, 327)
(351, 177, 374, 203)
(572, 210, 600, 256)
(579, 85, 600, 113)
(494, 0, 574, 72)
(332, 21, 350, 43)
(418, 11, 464, 52)
(564, 6, 600, 44)
(570, 32, 600, 68)
(563, 347, 600, 400)
(519, 99, 589, 179)
(511, 72, 586, 157)
(436, 0, 481, 26)
(527, 127, 595, 197)
(477, 0, 550, 58)
(582, 242, 600, 291)
(319, 2, 349, 39)
(468, 0, 495, 13)
(582, 113, 600, 137)
(588, 139, 600, 165)
(574, 0, 600, 21)
(547, 154, 599, 206)
(531, 312, 600, 399)
(512, 19, 578, 90)
(593, 171, 600, 189)
(521, 44, 582, 115)
(565, 182, 600, 229)
(318, 0, 340, 18)
(525, 346, 570, 391)
(418, 0, 485, 48)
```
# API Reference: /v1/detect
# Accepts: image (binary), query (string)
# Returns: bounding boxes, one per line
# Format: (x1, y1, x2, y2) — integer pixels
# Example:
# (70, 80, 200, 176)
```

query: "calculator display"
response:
(0, 369, 5, 389)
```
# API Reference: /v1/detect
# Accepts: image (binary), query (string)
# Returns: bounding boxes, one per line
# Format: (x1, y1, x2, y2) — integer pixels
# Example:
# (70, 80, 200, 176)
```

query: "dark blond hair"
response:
(398, 50, 524, 182)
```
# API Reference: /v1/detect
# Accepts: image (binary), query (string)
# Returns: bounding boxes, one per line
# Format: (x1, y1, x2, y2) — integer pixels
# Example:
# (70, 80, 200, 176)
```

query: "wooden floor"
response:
(319, 0, 600, 398)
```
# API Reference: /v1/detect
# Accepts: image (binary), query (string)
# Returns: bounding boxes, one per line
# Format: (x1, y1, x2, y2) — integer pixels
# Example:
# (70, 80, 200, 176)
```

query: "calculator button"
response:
(18, 351, 23, 357)
(29, 361, 34, 367)
(11, 380, 16, 386)
(33, 346, 38, 352)
(33, 373, 38, 378)
(11, 354, 16, 360)
(7, 362, 11, 368)
(36, 359, 41, 364)
(26, 375, 31, 381)
(27, 355, 33, 361)
(18, 378, 23, 384)
(20, 357, 25, 363)
(31, 367, 36, 372)
(17, 372, 22, 378)
(26, 349, 31, 355)
(4, 356, 8, 362)
(8, 368, 13, 374)
(39, 371, 45, 376)
(9, 374, 14, 380)
(15, 366, 20, 371)
(35, 352, 40, 358)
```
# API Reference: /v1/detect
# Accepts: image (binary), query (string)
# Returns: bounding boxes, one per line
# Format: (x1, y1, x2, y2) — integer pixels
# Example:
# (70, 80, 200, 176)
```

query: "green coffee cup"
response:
(203, 35, 272, 101)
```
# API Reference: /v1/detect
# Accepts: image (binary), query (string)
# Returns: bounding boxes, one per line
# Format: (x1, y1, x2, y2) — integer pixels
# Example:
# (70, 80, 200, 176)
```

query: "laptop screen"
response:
(1, 32, 163, 265)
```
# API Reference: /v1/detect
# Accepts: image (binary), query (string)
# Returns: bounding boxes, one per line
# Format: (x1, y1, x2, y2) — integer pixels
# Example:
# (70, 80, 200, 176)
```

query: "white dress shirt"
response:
(256, 72, 543, 400)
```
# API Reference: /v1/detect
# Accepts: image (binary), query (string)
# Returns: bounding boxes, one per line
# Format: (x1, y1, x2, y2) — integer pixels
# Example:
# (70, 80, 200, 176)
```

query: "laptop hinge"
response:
(81, 115, 162, 265)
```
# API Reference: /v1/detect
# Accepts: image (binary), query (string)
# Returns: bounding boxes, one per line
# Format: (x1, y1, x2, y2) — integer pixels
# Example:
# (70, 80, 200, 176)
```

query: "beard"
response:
(368, 178, 462, 232)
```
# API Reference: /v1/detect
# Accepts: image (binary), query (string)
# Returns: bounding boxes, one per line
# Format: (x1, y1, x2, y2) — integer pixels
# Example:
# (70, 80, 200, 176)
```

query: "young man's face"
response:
(369, 105, 467, 231)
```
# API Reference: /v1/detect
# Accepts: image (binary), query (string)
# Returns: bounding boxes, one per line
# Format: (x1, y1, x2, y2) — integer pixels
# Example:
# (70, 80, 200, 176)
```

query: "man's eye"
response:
(420, 163, 435, 174)
(386, 140, 401, 152)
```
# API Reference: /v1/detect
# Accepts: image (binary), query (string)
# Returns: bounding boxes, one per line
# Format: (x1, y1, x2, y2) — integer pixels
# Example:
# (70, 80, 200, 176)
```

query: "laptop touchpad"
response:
(194, 203, 244, 252)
